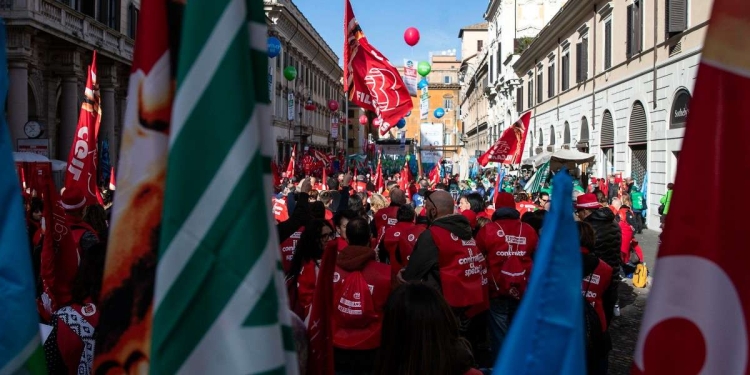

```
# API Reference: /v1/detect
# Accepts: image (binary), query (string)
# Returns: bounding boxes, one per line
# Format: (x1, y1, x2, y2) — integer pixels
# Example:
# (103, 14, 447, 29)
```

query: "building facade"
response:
(458, 22, 489, 177)
(1, 0, 137, 165)
(265, 0, 343, 166)
(513, 0, 712, 228)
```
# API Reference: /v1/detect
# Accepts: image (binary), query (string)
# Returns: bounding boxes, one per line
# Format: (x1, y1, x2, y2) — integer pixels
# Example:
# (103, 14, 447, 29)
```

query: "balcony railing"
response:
(1, 0, 134, 61)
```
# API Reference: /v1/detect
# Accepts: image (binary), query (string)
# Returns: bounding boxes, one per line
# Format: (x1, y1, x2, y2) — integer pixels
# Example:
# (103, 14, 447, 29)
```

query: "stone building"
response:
(513, 0, 712, 228)
(264, 0, 343, 166)
(458, 22, 489, 177)
(1, 0, 138, 165)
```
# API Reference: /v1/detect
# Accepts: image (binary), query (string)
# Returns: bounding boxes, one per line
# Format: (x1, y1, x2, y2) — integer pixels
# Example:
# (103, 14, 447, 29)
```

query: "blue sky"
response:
(293, 0, 489, 66)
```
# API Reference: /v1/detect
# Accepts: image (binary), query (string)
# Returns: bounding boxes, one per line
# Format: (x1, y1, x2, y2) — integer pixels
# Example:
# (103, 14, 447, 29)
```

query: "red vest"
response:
(272, 197, 289, 222)
(582, 259, 613, 331)
(374, 205, 400, 237)
(397, 224, 427, 267)
(430, 226, 484, 308)
(515, 201, 536, 215)
(279, 226, 304, 274)
(334, 236, 348, 252)
(296, 260, 318, 320)
(354, 181, 368, 193)
(476, 219, 538, 299)
(332, 261, 391, 350)
(382, 222, 415, 275)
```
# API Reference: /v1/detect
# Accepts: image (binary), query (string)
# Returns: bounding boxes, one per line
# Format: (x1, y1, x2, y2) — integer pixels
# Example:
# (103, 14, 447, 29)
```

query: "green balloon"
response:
(417, 61, 431, 77)
(284, 66, 297, 81)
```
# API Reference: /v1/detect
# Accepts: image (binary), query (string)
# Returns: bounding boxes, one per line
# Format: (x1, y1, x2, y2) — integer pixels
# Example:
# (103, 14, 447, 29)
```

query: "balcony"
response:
(0, 0, 134, 62)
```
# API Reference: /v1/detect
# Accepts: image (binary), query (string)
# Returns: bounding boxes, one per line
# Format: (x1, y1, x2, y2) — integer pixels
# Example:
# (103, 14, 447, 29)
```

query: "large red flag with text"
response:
(478, 111, 531, 167)
(344, 0, 412, 135)
(632, 1, 750, 374)
(64, 50, 103, 205)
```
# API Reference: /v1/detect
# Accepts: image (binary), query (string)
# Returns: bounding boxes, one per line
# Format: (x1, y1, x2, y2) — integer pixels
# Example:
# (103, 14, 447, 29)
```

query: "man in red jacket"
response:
(373, 187, 405, 237)
(331, 217, 391, 374)
(378, 205, 416, 275)
(476, 192, 538, 359)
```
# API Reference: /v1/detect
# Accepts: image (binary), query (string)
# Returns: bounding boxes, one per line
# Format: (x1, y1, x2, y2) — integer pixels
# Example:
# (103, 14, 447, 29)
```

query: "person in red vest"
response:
(331, 217, 391, 374)
(475, 192, 538, 359)
(396, 209, 429, 271)
(285, 219, 334, 320)
(401, 190, 485, 335)
(514, 193, 536, 216)
(374, 188, 405, 238)
(378, 205, 416, 275)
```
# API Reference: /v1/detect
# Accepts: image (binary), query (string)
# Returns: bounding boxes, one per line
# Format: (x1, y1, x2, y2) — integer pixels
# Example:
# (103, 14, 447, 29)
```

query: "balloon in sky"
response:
(283, 66, 297, 81)
(267, 36, 281, 58)
(328, 99, 339, 111)
(417, 79, 428, 89)
(434, 108, 445, 118)
(404, 27, 420, 46)
(417, 61, 431, 76)
(359, 114, 368, 125)
(396, 118, 406, 129)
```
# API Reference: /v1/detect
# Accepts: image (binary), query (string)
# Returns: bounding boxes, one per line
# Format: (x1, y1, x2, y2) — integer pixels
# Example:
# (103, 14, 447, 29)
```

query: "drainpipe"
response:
(652, 0, 658, 108)
(592, 4, 597, 149)
(557, 38, 561, 123)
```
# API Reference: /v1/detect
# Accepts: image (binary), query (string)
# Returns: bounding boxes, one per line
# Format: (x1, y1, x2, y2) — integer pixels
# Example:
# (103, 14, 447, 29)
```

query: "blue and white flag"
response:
(493, 170, 585, 375)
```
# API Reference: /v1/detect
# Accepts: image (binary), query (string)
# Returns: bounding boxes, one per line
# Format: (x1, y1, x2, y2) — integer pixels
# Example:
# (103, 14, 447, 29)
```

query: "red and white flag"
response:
(286, 145, 296, 177)
(108, 166, 116, 191)
(398, 159, 412, 192)
(375, 154, 384, 193)
(344, 0, 413, 135)
(311, 149, 330, 166)
(64, 50, 103, 205)
(478, 111, 531, 167)
(428, 160, 441, 186)
(632, 1, 750, 374)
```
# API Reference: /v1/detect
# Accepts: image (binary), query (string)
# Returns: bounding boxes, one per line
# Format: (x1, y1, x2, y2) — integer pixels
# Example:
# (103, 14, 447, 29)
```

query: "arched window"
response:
(549, 125, 556, 145)
(563, 121, 571, 145)
(538, 128, 544, 146)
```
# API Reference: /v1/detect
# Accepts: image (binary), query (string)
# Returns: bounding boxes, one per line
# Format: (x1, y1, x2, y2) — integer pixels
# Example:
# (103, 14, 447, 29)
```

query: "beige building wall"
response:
(514, 0, 713, 229)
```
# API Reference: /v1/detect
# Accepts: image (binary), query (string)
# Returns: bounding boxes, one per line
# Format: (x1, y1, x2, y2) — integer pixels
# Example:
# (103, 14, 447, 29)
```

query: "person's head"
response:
(575, 193, 600, 220)
(610, 197, 622, 211)
(337, 173, 345, 182)
(390, 188, 407, 206)
(61, 187, 87, 219)
(328, 179, 340, 191)
(435, 183, 448, 191)
(424, 190, 455, 222)
(308, 189, 319, 202)
(29, 197, 43, 221)
(621, 194, 632, 208)
(345, 217, 371, 246)
(419, 179, 429, 189)
(397, 205, 416, 223)
(310, 201, 326, 219)
(609, 176, 615, 183)
(287, 219, 334, 278)
(537, 192, 550, 206)
(577, 221, 597, 252)
(333, 209, 359, 239)
(376, 283, 473, 375)
(310, 176, 317, 185)
(319, 191, 333, 208)
(595, 190, 607, 205)
(476, 216, 491, 229)
(667, 182, 674, 190)
(521, 210, 546, 235)
(83, 204, 108, 239)
(348, 194, 366, 217)
(459, 192, 483, 214)
(386, 181, 398, 191)
(369, 194, 388, 212)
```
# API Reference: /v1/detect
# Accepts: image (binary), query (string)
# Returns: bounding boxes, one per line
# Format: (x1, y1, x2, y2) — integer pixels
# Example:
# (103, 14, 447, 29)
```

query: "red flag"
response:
(286, 145, 296, 178)
(271, 197, 289, 222)
(398, 159, 411, 192)
(108, 166, 116, 191)
(428, 160, 441, 186)
(322, 168, 328, 190)
(64, 50, 103, 206)
(632, 2, 750, 374)
(375, 155, 384, 193)
(478, 111, 532, 167)
(344, 0, 413, 135)
(307, 241, 338, 375)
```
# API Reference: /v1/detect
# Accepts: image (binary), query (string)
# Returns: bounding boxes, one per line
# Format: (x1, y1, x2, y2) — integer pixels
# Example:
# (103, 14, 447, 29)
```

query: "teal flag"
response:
(150, 0, 298, 373)
(0, 18, 47, 375)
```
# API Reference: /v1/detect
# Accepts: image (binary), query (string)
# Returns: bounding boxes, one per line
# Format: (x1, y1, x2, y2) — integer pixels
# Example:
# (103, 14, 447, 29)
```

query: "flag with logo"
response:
(632, 1, 750, 373)
(478, 111, 531, 167)
(0, 19, 46, 374)
(524, 160, 550, 194)
(64, 50, 103, 206)
(344, 0, 413, 135)
(93, 0, 183, 371)
(494, 170, 584, 374)
(150, 0, 297, 373)
(428, 158, 441, 186)
(402, 59, 418, 96)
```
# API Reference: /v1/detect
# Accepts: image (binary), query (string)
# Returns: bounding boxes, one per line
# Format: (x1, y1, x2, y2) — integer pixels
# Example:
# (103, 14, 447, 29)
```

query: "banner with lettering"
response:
(420, 85, 429, 120)
(64, 50, 103, 205)
(403, 59, 418, 97)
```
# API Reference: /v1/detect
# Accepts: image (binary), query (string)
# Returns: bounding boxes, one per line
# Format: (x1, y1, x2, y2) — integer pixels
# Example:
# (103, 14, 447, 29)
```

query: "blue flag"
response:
(493, 170, 585, 375)
(0, 19, 47, 375)
(641, 172, 649, 216)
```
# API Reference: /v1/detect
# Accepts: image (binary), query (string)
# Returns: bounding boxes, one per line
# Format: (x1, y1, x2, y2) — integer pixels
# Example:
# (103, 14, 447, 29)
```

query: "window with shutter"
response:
(604, 20, 612, 69)
(548, 64, 555, 98)
(626, 4, 633, 58)
(575, 43, 582, 83)
(635, 0, 643, 53)
(668, 0, 688, 35)
(562, 54, 569, 91)
(477, 40, 484, 52)
(537, 72, 543, 103)
(528, 79, 533, 108)
(582, 37, 588, 80)
(128, 3, 138, 39)
(517, 86, 523, 112)
(490, 56, 494, 83)
(496, 46, 502, 71)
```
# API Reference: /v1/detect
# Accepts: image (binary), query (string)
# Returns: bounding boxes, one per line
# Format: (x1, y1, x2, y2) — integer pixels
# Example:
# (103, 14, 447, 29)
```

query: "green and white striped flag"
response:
(524, 160, 551, 194)
(150, 0, 297, 373)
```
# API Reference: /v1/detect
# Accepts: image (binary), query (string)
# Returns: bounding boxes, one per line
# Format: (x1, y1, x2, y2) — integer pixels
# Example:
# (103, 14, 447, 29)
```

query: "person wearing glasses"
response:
(400, 190, 486, 336)
(536, 192, 550, 211)
(286, 219, 336, 321)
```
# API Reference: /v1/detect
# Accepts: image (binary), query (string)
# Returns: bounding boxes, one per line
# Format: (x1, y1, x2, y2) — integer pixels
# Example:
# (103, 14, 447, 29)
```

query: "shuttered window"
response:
(629, 101, 648, 145)
(576, 43, 582, 83)
(576, 38, 588, 83)
(631, 146, 648, 187)
(548, 64, 555, 98)
(496, 45, 502, 71)
(564, 122, 571, 144)
(562, 53, 570, 91)
(539, 128, 544, 146)
(601, 110, 614, 147)
(128, 3, 138, 39)
(549, 126, 556, 145)
(490, 56, 494, 83)
(627, 1, 643, 58)
(537, 71, 543, 103)
(667, 0, 688, 36)
(580, 117, 589, 141)
(528, 79, 533, 108)
(517, 86, 524, 112)
(604, 20, 612, 69)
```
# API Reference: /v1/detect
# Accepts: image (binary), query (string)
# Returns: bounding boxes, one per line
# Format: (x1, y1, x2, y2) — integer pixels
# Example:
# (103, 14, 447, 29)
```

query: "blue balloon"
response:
(405, 110, 411, 117)
(267, 36, 282, 58)
(434, 107, 445, 119)
(396, 118, 406, 129)
(417, 78, 428, 89)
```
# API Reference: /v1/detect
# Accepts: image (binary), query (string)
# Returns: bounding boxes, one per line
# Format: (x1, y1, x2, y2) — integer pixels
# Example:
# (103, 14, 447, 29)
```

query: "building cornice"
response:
(484, 0, 501, 21)
(513, 0, 593, 73)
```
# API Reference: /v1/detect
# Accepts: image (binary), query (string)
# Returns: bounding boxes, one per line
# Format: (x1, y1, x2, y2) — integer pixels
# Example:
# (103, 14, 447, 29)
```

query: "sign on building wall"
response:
(670, 90, 691, 129)
(403, 59, 418, 97)
(17, 138, 50, 157)
(287, 92, 295, 121)
(419, 86, 429, 120)
(420, 122, 444, 164)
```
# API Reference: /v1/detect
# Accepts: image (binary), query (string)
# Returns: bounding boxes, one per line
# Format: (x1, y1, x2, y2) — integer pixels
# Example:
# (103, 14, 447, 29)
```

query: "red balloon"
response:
(359, 114, 368, 125)
(404, 27, 420, 46)
(328, 100, 339, 111)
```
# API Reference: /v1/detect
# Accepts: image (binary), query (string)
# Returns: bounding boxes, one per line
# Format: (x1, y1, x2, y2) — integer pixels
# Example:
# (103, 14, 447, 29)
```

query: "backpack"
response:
(657, 204, 665, 215)
(333, 271, 377, 329)
(583, 298, 607, 373)
(632, 263, 649, 288)
(631, 191, 644, 210)
(497, 256, 528, 300)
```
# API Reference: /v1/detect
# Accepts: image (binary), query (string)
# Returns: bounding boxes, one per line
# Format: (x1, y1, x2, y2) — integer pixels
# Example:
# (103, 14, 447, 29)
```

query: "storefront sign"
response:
(17, 138, 49, 157)
(670, 90, 691, 129)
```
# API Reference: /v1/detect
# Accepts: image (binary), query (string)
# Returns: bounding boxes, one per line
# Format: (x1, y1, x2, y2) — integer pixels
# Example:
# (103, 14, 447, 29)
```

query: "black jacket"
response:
(277, 192, 312, 243)
(402, 214, 474, 293)
(584, 207, 622, 325)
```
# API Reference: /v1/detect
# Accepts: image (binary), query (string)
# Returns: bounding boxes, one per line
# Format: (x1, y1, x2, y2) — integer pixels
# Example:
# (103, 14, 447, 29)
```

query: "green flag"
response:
(150, 0, 297, 373)
(524, 160, 551, 194)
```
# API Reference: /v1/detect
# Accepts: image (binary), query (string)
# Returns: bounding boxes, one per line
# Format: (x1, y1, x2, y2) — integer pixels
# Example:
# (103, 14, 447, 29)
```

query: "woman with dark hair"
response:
(286, 219, 335, 321)
(83, 204, 109, 243)
(376, 283, 482, 375)
(44, 242, 107, 375)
